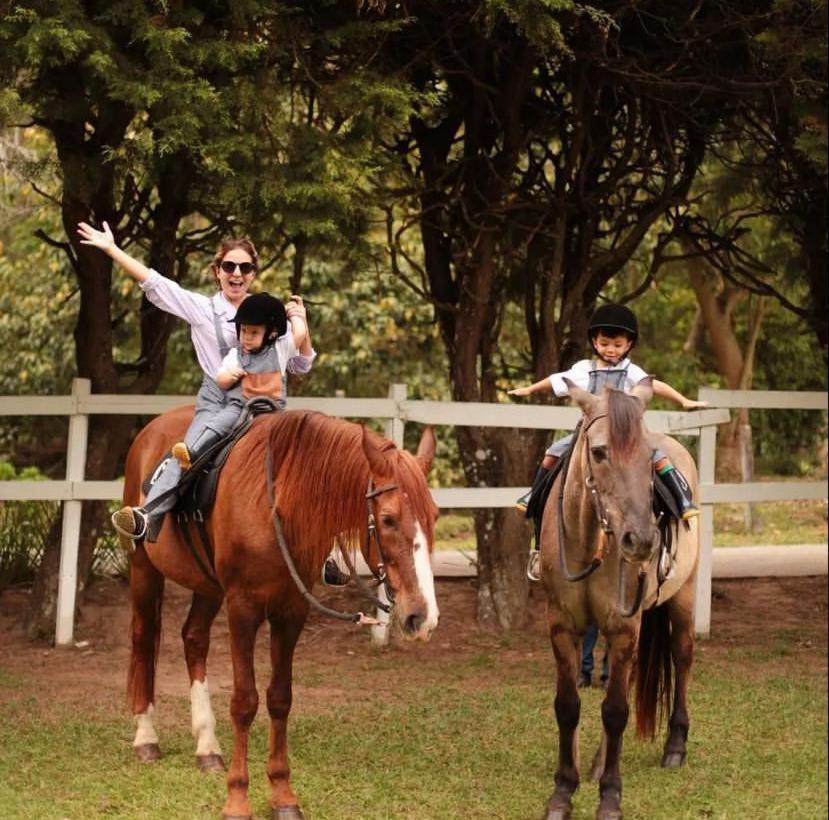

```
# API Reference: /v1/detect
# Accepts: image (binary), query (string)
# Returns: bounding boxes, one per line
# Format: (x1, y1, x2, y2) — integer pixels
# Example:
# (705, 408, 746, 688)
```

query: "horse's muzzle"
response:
(620, 526, 659, 564)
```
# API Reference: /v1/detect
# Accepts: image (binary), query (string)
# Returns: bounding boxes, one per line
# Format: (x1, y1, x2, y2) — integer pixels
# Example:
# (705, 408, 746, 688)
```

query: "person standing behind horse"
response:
(508, 303, 706, 581)
(76, 221, 315, 540)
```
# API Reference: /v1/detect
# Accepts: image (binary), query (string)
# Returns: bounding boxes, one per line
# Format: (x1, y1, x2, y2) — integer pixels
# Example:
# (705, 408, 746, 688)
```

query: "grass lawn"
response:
(0, 639, 824, 819)
(434, 499, 827, 551)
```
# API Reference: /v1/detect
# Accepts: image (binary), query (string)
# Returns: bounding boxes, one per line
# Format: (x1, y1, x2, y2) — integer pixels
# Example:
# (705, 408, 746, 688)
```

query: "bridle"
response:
(556, 412, 653, 617)
(266, 444, 400, 624)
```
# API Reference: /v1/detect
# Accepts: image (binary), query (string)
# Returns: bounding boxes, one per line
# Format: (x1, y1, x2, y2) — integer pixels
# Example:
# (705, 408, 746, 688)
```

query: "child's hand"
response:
(230, 367, 246, 380)
(508, 387, 532, 397)
(285, 294, 307, 321)
(77, 220, 115, 253)
(682, 399, 708, 409)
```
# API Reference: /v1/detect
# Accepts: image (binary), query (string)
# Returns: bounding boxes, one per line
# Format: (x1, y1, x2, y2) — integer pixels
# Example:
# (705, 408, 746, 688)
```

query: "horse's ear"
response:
(631, 375, 654, 407)
(564, 377, 598, 414)
(362, 426, 392, 477)
(414, 425, 436, 475)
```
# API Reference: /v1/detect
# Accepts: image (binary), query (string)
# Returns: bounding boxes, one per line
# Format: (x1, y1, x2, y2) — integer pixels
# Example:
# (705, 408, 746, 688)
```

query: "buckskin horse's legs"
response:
(222, 596, 265, 820)
(596, 628, 638, 820)
(182, 592, 225, 772)
(127, 544, 165, 762)
(266, 615, 306, 820)
(662, 584, 695, 768)
(544, 618, 582, 820)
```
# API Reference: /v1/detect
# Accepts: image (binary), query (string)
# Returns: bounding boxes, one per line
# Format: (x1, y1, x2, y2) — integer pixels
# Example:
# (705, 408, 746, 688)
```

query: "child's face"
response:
(593, 331, 633, 364)
(239, 323, 267, 352)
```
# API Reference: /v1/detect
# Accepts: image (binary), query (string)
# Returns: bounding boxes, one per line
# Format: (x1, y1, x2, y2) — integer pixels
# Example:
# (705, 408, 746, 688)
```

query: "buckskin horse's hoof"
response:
(271, 806, 305, 820)
(134, 743, 161, 762)
(661, 750, 686, 768)
(196, 753, 225, 773)
(543, 794, 572, 820)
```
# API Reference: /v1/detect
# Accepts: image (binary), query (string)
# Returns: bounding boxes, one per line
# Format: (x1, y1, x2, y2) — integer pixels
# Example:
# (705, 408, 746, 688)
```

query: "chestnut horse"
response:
(120, 406, 439, 820)
(540, 378, 699, 820)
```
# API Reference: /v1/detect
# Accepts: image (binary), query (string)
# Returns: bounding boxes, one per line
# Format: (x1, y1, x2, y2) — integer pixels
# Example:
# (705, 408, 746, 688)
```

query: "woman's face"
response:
(215, 248, 256, 305)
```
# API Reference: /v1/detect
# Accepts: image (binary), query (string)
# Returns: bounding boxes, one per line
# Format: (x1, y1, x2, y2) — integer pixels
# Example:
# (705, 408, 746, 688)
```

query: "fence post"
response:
(694, 420, 717, 637)
(55, 378, 91, 646)
(371, 383, 408, 647)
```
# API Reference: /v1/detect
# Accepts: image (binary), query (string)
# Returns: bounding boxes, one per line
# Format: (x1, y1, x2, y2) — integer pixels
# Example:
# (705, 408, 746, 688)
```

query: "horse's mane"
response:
(245, 410, 434, 560)
(606, 389, 644, 463)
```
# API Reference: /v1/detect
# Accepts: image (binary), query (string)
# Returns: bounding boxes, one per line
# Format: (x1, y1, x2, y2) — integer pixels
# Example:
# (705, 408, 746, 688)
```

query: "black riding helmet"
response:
(228, 292, 287, 352)
(587, 303, 638, 361)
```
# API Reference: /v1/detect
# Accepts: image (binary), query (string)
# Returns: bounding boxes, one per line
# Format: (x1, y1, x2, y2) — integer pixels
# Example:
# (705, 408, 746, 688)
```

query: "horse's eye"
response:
(381, 515, 397, 528)
(591, 446, 608, 463)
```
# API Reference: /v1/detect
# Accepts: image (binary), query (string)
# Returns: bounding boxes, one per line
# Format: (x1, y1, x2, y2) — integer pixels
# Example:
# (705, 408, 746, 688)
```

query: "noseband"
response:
(556, 413, 650, 617)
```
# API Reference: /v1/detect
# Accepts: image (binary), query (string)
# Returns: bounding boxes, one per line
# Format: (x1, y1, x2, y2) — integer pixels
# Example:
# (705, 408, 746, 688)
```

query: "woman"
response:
(77, 221, 315, 540)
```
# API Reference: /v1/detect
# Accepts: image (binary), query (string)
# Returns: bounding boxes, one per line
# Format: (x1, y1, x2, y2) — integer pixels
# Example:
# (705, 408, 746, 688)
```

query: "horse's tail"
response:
(635, 603, 673, 740)
(126, 545, 165, 712)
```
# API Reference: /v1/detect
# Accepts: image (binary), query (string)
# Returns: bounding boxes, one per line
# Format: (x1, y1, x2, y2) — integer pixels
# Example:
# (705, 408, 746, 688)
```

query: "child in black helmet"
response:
(508, 302, 707, 582)
(171, 292, 290, 469)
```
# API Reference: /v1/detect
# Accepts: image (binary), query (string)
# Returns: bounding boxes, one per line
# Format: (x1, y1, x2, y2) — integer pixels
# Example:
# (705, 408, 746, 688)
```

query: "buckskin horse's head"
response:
(361, 426, 440, 640)
(566, 376, 659, 565)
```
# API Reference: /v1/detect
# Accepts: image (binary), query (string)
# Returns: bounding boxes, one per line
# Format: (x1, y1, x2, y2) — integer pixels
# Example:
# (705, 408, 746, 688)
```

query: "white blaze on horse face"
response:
(413, 521, 440, 632)
(133, 704, 159, 747)
(190, 678, 222, 757)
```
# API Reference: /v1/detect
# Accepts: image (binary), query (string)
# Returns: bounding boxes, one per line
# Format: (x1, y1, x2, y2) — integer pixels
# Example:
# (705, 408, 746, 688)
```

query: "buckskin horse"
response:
(540, 378, 699, 820)
(120, 406, 440, 820)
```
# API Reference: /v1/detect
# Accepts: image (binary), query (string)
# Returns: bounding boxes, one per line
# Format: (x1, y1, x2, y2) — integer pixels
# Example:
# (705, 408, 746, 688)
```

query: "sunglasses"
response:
(219, 260, 257, 275)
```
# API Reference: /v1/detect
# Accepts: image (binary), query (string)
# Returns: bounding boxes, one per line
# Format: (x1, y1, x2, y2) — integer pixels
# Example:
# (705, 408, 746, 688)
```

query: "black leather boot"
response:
(659, 467, 699, 520)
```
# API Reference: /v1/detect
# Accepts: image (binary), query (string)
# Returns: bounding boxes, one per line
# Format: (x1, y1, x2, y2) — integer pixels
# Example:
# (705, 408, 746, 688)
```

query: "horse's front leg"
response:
(266, 614, 307, 820)
(127, 544, 165, 762)
(596, 628, 638, 820)
(182, 592, 225, 772)
(544, 618, 583, 820)
(662, 588, 695, 768)
(223, 596, 265, 820)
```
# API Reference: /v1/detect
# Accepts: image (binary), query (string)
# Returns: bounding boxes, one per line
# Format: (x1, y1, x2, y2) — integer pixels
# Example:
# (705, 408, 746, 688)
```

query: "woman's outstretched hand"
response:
(285, 294, 307, 321)
(77, 221, 115, 253)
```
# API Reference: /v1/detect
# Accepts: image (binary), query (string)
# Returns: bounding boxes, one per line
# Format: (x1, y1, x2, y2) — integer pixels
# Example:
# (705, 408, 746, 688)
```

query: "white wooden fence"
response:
(0, 379, 825, 643)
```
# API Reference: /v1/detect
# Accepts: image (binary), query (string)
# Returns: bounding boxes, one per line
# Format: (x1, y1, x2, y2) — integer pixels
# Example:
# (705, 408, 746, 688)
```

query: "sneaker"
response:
(526, 549, 541, 582)
(515, 489, 532, 513)
(680, 504, 700, 521)
(111, 506, 149, 540)
(322, 557, 351, 587)
(171, 441, 192, 470)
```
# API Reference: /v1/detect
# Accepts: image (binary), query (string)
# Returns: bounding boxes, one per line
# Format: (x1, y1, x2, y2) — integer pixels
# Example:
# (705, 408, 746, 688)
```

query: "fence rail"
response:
(0, 380, 825, 643)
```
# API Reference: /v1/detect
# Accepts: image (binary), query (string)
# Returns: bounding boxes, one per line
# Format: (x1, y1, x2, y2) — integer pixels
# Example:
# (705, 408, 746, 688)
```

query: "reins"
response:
(556, 413, 649, 617)
(265, 446, 395, 625)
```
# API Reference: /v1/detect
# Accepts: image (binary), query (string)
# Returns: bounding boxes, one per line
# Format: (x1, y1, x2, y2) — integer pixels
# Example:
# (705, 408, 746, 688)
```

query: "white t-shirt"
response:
(549, 358, 649, 397)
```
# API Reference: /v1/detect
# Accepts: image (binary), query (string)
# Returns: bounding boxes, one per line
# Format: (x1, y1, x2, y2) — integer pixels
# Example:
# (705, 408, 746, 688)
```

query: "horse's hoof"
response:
(270, 807, 305, 820)
(596, 789, 622, 820)
(222, 815, 252, 820)
(543, 794, 572, 820)
(196, 753, 225, 773)
(134, 743, 161, 762)
(661, 750, 686, 768)
(596, 809, 622, 820)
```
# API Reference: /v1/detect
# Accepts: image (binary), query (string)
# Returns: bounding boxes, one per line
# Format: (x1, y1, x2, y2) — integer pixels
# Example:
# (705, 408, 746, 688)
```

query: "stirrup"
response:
(321, 557, 351, 587)
(171, 441, 192, 470)
(111, 506, 148, 540)
(526, 549, 541, 582)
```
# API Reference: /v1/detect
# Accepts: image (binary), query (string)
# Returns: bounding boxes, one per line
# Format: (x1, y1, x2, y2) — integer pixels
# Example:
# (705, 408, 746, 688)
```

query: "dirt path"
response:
(0, 575, 825, 711)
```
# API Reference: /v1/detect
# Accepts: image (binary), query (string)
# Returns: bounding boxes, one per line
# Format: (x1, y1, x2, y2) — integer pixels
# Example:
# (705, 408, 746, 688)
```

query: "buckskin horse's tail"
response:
(635, 603, 673, 740)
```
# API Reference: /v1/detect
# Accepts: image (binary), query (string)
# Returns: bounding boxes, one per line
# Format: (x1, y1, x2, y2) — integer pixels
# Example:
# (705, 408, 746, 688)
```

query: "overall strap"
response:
(211, 296, 231, 358)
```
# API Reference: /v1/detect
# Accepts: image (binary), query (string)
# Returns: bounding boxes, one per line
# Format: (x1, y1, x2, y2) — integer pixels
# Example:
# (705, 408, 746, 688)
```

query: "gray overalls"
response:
(546, 364, 665, 461)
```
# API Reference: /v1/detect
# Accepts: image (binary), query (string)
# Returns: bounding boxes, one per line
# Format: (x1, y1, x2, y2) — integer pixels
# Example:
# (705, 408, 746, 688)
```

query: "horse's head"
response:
(361, 425, 440, 641)
(566, 377, 658, 564)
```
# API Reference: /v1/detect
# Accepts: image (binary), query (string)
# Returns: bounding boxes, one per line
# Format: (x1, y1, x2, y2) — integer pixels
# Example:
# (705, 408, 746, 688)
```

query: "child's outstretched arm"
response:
(76, 221, 151, 283)
(652, 379, 708, 409)
(508, 377, 554, 398)
(285, 294, 312, 354)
